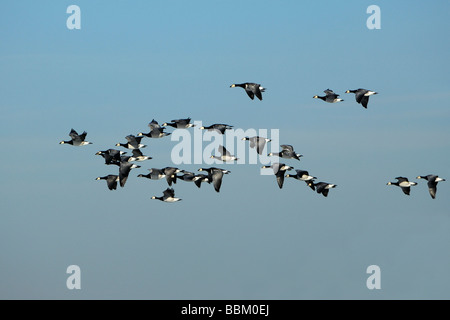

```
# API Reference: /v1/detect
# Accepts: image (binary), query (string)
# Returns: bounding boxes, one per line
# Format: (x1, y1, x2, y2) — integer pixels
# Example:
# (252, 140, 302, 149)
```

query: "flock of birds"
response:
(59, 82, 446, 201)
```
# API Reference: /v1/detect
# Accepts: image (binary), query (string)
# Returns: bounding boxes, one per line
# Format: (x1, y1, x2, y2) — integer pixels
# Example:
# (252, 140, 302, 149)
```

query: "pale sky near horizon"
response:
(1, 0, 450, 299)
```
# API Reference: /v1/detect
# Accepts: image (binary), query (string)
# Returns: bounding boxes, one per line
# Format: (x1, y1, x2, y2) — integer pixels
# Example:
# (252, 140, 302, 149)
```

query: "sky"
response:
(1, 0, 450, 300)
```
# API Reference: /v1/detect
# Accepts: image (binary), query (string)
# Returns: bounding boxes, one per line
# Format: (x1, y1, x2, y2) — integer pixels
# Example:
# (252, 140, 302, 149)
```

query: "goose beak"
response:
(230, 84, 236, 88)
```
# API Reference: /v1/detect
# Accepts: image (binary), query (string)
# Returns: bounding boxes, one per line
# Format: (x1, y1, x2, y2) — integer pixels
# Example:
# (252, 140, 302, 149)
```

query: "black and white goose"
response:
(152, 188, 182, 202)
(261, 162, 293, 189)
(116, 135, 146, 149)
(286, 169, 317, 191)
(198, 167, 230, 192)
(178, 171, 209, 188)
(138, 168, 166, 181)
(192, 174, 209, 188)
(241, 136, 271, 155)
(95, 175, 120, 190)
(128, 149, 152, 162)
(163, 167, 182, 186)
(387, 177, 417, 196)
(119, 160, 141, 187)
(286, 169, 316, 182)
(137, 167, 180, 186)
(60, 129, 92, 146)
(138, 119, 171, 138)
(230, 82, 266, 100)
(199, 123, 233, 135)
(307, 181, 337, 197)
(95, 149, 126, 166)
(211, 145, 238, 162)
(162, 118, 196, 129)
(268, 145, 302, 161)
(313, 89, 344, 103)
(345, 88, 378, 109)
(138, 128, 171, 138)
(417, 175, 446, 199)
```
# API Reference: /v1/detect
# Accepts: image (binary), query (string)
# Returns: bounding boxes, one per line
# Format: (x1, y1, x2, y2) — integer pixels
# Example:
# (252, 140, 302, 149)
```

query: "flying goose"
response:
(268, 145, 302, 161)
(119, 160, 141, 187)
(230, 82, 266, 100)
(138, 127, 171, 138)
(116, 135, 146, 149)
(210, 145, 239, 162)
(128, 149, 152, 162)
(152, 188, 182, 202)
(242, 136, 271, 155)
(345, 88, 378, 109)
(162, 167, 181, 186)
(162, 118, 196, 129)
(286, 169, 316, 182)
(199, 123, 233, 134)
(313, 89, 344, 103)
(138, 168, 166, 180)
(59, 129, 92, 146)
(178, 171, 209, 188)
(95, 149, 126, 166)
(307, 181, 337, 197)
(387, 177, 417, 195)
(198, 167, 230, 192)
(95, 175, 119, 190)
(417, 175, 446, 199)
(261, 162, 293, 189)
(137, 119, 171, 138)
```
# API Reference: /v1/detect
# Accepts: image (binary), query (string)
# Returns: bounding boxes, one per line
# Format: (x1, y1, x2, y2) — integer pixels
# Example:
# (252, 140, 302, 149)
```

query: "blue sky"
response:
(1, 0, 450, 299)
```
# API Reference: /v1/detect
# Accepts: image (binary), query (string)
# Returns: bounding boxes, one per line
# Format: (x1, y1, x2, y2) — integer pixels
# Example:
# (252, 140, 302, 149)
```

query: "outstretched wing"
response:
(125, 135, 137, 143)
(427, 180, 437, 199)
(163, 188, 175, 198)
(400, 186, 411, 195)
(148, 119, 161, 130)
(276, 171, 285, 189)
(69, 128, 78, 139)
(218, 145, 231, 156)
(256, 138, 267, 155)
(253, 86, 263, 100)
(211, 170, 224, 192)
(280, 145, 294, 152)
(245, 90, 255, 100)
(107, 175, 119, 190)
(78, 131, 88, 141)
(360, 95, 369, 108)
(132, 149, 143, 157)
